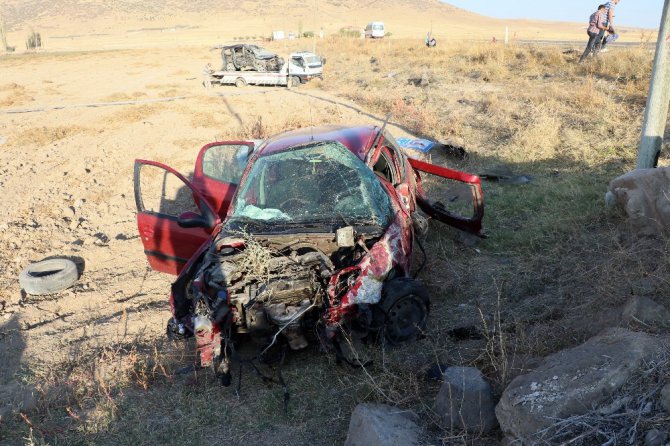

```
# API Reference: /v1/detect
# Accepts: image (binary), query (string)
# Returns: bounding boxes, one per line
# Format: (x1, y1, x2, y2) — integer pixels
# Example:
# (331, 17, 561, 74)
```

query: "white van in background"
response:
(365, 22, 385, 38)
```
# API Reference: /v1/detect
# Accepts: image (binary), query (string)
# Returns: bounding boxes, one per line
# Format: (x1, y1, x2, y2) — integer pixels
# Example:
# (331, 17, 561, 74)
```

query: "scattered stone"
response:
(598, 396, 633, 415)
(631, 277, 657, 296)
(433, 366, 498, 433)
(607, 167, 670, 237)
(622, 296, 670, 331)
(344, 403, 423, 446)
(660, 382, 670, 412)
(644, 429, 667, 446)
(93, 232, 109, 245)
(62, 206, 75, 219)
(496, 328, 669, 444)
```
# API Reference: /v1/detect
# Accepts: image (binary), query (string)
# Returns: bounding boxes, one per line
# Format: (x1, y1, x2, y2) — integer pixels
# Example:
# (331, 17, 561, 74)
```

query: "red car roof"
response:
(257, 125, 379, 160)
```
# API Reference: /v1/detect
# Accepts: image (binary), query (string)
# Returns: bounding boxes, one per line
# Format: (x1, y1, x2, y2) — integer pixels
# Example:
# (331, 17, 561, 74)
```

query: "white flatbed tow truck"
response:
(210, 51, 324, 88)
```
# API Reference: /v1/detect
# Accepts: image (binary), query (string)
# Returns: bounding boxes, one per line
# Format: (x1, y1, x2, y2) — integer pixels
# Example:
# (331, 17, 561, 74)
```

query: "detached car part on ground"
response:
(134, 125, 484, 384)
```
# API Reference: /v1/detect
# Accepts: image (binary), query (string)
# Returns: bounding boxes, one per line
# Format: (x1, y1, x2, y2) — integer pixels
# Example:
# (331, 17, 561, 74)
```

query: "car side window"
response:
(373, 150, 395, 183)
(373, 141, 404, 185)
(380, 133, 406, 182)
(201, 144, 250, 184)
(137, 164, 199, 217)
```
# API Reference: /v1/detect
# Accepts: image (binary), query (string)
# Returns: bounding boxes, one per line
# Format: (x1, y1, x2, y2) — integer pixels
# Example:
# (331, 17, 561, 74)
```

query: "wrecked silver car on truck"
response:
(218, 44, 284, 72)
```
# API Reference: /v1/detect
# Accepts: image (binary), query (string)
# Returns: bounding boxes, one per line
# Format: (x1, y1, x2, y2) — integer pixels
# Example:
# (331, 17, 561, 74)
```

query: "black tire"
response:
(19, 258, 79, 295)
(290, 76, 300, 87)
(377, 278, 430, 345)
(235, 77, 247, 88)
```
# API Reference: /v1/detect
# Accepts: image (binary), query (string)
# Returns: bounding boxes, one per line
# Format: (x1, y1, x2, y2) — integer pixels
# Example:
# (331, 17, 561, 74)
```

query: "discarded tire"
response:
(19, 259, 79, 295)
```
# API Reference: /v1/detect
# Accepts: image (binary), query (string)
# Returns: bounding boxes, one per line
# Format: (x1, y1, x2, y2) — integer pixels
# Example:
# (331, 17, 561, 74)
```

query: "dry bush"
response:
(0, 83, 34, 106)
(13, 125, 88, 146)
(389, 98, 440, 137)
(105, 104, 164, 125)
(190, 111, 221, 128)
(103, 92, 134, 102)
(237, 115, 271, 139)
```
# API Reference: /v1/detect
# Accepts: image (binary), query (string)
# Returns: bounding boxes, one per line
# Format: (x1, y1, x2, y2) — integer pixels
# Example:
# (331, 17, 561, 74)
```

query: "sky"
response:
(442, 0, 663, 29)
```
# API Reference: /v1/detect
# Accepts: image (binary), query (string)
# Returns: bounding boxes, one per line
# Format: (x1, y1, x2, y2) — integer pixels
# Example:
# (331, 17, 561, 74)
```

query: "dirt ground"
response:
(0, 46, 430, 365)
(0, 46, 439, 445)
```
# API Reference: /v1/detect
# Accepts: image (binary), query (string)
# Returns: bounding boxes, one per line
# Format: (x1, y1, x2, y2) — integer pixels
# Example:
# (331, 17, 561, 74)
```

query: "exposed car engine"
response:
(187, 232, 374, 354)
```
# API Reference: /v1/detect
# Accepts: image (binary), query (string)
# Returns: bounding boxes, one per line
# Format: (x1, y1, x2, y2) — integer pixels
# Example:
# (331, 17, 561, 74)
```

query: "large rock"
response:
(622, 296, 670, 331)
(606, 167, 670, 237)
(644, 429, 668, 446)
(433, 366, 497, 433)
(660, 382, 670, 412)
(344, 403, 423, 446)
(496, 328, 668, 444)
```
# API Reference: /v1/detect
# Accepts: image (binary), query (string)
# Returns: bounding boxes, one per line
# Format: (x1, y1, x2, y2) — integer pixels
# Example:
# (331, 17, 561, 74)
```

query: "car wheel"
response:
(291, 76, 300, 87)
(235, 77, 247, 88)
(377, 278, 429, 345)
(19, 258, 79, 295)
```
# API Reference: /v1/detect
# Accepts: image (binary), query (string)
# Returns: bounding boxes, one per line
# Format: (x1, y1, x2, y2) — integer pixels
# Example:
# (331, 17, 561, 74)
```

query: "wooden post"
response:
(637, 0, 670, 168)
(505, 27, 509, 45)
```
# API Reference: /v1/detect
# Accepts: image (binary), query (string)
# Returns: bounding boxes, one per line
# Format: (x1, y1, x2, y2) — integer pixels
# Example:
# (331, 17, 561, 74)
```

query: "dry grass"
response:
(0, 82, 34, 106)
(12, 125, 88, 146)
(105, 103, 165, 125)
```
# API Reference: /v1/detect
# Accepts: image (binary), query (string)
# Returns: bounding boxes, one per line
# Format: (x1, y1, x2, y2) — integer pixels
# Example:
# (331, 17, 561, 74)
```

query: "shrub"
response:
(338, 28, 360, 38)
(303, 31, 315, 38)
(25, 29, 41, 50)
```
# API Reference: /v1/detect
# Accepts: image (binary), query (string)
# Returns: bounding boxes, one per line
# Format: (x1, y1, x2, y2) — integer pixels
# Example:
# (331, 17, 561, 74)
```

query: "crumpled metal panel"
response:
(325, 213, 412, 323)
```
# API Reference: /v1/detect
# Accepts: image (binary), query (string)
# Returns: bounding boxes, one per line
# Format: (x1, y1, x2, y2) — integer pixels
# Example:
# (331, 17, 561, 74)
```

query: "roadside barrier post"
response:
(637, 0, 670, 168)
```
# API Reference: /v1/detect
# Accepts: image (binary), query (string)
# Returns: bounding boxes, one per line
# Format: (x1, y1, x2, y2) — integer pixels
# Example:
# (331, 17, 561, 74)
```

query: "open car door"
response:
(192, 141, 255, 219)
(134, 160, 220, 275)
(408, 158, 485, 237)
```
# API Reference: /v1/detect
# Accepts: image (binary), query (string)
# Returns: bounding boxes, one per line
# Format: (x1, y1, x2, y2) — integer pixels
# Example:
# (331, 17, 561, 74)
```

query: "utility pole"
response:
(637, 0, 670, 168)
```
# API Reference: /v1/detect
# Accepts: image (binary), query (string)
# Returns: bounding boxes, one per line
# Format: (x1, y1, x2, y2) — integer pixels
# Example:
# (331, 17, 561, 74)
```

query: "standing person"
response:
(202, 63, 214, 89)
(597, 0, 620, 53)
(579, 4, 608, 63)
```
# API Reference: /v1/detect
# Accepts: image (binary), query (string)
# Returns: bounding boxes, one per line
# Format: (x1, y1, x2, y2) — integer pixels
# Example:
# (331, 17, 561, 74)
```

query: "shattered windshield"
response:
(226, 141, 392, 230)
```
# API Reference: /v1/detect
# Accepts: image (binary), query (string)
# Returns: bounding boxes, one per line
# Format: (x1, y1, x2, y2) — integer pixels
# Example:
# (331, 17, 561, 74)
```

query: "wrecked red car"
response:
(134, 125, 483, 383)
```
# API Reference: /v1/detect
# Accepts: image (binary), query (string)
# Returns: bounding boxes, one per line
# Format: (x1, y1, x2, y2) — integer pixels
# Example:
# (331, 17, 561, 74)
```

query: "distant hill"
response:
(0, 0, 650, 50)
(1, 0, 482, 29)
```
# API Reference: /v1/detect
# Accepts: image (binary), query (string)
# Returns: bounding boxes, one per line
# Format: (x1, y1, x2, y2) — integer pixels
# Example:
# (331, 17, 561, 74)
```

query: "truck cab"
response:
(288, 51, 324, 83)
